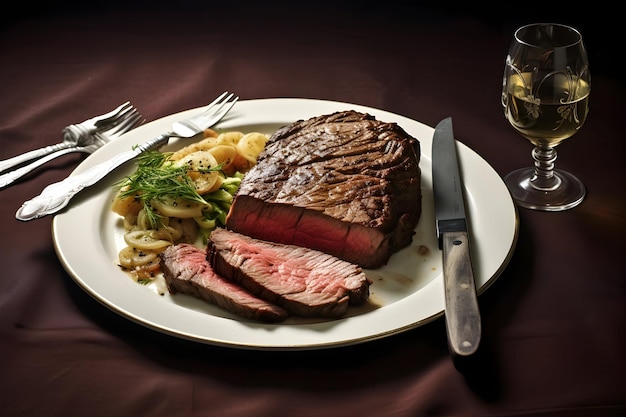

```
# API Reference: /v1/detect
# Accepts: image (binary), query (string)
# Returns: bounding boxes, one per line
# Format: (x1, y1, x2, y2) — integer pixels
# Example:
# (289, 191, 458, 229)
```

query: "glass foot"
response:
(504, 167, 586, 211)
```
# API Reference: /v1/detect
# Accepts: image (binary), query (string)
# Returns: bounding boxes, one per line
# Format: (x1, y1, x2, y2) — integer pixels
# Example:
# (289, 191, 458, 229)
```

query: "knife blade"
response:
(432, 117, 481, 357)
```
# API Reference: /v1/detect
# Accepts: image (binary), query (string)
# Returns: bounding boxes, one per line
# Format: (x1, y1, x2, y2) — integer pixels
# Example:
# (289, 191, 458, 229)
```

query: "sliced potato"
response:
(216, 131, 244, 146)
(168, 129, 219, 161)
(118, 246, 160, 269)
(233, 132, 269, 172)
(174, 150, 221, 194)
(114, 130, 270, 281)
(203, 128, 218, 138)
(239, 132, 269, 156)
(111, 189, 143, 217)
(208, 144, 238, 175)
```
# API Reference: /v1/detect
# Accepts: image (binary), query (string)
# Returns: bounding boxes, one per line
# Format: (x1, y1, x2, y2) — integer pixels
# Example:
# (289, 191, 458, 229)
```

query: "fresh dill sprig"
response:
(115, 151, 211, 229)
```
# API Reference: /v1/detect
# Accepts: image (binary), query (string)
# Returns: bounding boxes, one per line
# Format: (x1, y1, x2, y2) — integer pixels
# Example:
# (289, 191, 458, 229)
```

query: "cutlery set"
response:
(0, 101, 143, 189)
(15, 91, 238, 222)
(4, 91, 482, 361)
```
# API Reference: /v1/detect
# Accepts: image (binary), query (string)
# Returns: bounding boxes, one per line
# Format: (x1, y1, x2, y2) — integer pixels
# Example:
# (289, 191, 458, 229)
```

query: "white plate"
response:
(52, 98, 518, 350)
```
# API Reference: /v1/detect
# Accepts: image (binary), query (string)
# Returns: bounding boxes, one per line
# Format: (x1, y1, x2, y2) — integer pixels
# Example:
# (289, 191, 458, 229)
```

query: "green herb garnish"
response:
(115, 151, 221, 229)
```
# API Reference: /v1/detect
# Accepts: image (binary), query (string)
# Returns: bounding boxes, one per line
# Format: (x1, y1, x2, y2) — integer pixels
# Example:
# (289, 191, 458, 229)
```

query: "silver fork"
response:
(0, 101, 138, 173)
(0, 108, 144, 189)
(16, 91, 239, 221)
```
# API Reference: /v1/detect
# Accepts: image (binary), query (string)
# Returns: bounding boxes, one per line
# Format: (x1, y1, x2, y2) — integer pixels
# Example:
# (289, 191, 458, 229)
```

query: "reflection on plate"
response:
(52, 98, 518, 350)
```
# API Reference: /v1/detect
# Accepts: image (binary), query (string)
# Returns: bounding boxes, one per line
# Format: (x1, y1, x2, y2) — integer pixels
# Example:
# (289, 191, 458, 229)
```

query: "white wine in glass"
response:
(502, 23, 590, 211)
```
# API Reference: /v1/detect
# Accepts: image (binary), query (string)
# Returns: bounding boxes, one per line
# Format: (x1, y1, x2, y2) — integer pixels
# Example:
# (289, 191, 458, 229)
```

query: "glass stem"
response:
(529, 146, 561, 191)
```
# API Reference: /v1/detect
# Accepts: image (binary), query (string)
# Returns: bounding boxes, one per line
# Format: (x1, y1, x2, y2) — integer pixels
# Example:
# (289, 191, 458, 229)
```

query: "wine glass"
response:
(501, 23, 591, 211)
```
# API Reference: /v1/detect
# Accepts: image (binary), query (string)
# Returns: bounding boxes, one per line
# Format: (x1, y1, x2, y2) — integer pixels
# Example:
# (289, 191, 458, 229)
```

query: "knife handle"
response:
(442, 231, 482, 357)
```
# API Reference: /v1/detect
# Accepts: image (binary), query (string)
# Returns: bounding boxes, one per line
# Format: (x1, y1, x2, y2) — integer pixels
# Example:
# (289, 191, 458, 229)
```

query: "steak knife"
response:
(431, 117, 481, 357)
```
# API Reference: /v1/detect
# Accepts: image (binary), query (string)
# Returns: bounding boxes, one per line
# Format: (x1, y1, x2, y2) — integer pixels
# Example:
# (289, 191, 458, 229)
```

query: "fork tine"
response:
(100, 103, 138, 128)
(170, 92, 238, 138)
(92, 101, 134, 127)
(200, 92, 235, 115)
(103, 108, 138, 132)
(103, 111, 144, 139)
(204, 91, 230, 110)
(117, 112, 143, 134)
(204, 95, 238, 126)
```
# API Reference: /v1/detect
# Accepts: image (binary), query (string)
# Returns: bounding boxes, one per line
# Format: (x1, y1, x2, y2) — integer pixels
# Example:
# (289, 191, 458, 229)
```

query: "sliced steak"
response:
(207, 228, 372, 319)
(226, 110, 421, 268)
(159, 243, 288, 323)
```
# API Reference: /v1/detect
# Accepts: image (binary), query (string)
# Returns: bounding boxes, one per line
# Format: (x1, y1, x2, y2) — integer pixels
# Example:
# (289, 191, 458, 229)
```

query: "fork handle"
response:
(0, 147, 86, 189)
(0, 143, 72, 173)
(0, 125, 86, 174)
(15, 133, 171, 221)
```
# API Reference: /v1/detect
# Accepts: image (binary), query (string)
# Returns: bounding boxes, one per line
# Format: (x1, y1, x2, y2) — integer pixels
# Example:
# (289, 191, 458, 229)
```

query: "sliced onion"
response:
(124, 230, 172, 250)
(151, 198, 204, 218)
(172, 217, 198, 243)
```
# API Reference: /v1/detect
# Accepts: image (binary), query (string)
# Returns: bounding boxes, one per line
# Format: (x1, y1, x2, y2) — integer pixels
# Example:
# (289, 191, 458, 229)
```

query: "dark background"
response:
(1, 1, 617, 77)
(1, 3, 623, 417)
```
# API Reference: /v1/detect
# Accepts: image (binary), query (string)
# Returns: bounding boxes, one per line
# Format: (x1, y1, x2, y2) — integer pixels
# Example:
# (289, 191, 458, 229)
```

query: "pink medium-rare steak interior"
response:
(226, 110, 422, 268)
(226, 199, 389, 265)
(159, 243, 289, 323)
(207, 228, 372, 319)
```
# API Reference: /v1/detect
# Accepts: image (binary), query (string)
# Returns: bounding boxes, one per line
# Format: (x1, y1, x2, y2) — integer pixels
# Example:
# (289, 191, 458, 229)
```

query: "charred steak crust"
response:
(159, 243, 289, 323)
(207, 228, 372, 319)
(226, 110, 422, 268)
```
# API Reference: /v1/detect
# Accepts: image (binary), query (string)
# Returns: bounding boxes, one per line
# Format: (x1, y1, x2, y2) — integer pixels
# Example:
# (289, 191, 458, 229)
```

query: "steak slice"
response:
(159, 243, 288, 323)
(207, 228, 372, 319)
(226, 110, 421, 268)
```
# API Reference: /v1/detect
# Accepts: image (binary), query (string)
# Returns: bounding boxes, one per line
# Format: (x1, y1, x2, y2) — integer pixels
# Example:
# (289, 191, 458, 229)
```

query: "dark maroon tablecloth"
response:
(1, 3, 624, 416)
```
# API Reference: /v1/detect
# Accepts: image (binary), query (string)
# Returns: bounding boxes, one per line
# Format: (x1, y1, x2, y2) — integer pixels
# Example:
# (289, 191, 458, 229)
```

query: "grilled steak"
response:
(160, 243, 288, 323)
(207, 228, 372, 319)
(226, 110, 421, 268)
